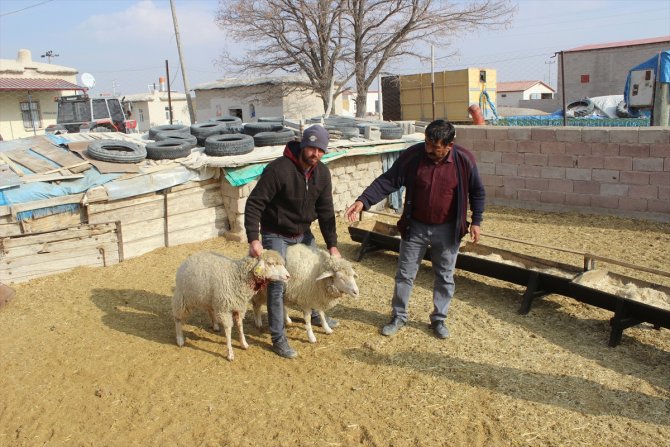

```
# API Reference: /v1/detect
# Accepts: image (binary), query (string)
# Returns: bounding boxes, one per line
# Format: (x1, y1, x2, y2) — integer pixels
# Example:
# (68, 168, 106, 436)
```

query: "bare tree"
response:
(216, 0, 349, 115)
(345, 0, 516, 117)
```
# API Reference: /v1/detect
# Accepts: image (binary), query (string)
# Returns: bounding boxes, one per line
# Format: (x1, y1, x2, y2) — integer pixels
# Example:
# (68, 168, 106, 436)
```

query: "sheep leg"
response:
(219, 312, 235, 361)
(302, 310, 317, 343)
(317, 310, 334, 335)
(252, 301, 263, 329)
(284, 305, 292, 324)
(233, 311, 249, 350)
(208, 308, 221, 332)
(174, 319, 185, 347)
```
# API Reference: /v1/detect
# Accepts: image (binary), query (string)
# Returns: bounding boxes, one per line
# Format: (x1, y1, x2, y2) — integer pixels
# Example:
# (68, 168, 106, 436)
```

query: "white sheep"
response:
(172, 249, 289, 361)
(252, 244, 359, 343)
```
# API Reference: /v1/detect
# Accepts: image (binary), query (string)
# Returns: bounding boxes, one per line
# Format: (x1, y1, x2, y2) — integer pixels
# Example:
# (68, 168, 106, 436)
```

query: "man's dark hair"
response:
(425, 119, 456, 145)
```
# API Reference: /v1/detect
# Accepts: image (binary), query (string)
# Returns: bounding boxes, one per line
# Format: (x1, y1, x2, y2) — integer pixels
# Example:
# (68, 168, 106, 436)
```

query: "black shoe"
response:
(381, 317, 405, 336)
(311, 314, 339, 328)
(272, 340, 297, 359)
(430, 320, 450, 339)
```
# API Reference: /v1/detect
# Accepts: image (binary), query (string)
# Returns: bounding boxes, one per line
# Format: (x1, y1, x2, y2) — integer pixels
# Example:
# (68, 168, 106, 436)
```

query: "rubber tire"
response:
(190, 122, 228, 145)
(615, 101, 637, 118)
(154, 131, 198, 146)
(243, 122, 283, 136)
(204, 134, 255, 156)
(566, 99, 595, 117)
(380, 126, 403, 139)
(209, 116, 242, 127)
(258, 116, 284, 123)
(148, 124, 189, 140)
(253, 129, 295, 147)
(145, 140, 195, 160)
(87, 140, 147, 163)
(326, 126, 359, 139)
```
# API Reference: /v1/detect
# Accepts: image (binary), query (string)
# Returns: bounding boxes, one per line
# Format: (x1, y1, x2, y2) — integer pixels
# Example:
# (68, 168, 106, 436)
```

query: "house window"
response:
(20, 100, 42, 129)
(541, 93, 553, 99)
(139, 108, 145, 122)
(580, 74, 590, 83)
(165, 106, 172, 120)
(501, 93, 507, 98)
(529, 93, 541, 99)
(229, 108, 242, 119)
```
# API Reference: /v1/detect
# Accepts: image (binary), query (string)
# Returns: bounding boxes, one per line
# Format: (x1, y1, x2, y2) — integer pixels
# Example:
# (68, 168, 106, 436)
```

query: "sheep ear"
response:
(315, 271, 334, 281)
(253, 259, 266, 276)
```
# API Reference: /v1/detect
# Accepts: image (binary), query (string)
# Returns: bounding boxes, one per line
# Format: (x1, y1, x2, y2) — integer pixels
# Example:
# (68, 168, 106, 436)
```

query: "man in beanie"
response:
(245, 124, 341, 359)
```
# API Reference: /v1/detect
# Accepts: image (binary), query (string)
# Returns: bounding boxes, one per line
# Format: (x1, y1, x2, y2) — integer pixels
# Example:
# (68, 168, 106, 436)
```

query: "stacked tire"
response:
(253, 128, 295, 147)
(204, 134, 255, 156)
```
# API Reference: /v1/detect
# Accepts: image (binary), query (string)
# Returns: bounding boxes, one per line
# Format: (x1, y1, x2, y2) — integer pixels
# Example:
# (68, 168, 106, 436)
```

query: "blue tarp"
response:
(624, 50, 670, 106)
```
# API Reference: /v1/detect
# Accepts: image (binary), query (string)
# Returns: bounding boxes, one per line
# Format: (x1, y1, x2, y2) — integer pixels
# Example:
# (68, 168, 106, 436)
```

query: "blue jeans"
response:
(261, 230, 315, 343)
(391, 219, 459, 324)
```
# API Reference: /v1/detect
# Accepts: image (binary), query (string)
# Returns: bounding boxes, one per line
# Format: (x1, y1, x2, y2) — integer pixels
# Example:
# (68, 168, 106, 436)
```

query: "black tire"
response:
(190, 122, 228, 145)
(380, 126, 403, 139)
(204, 134, 255, 156)
(566, 99, 595, 117)
(243, 122, 283, 136)
(209, 116, 242, 127)
(154, 131, 198, 146)
(87, 140, 147, 163)
(145, 140, 195, 160)
(258, 116, 284, 123)
(326, 126, 359, 139)
(615, 101, 638, 118)
(253, 129, 296, 147)
(148, 124, 189, 140)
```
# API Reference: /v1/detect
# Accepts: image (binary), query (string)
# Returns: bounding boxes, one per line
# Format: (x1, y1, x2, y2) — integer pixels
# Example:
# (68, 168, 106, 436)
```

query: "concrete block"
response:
(650, 171, 670, 186)
(609, 128, 639, 144)
(565, 193, 591, 206)
(478, 162, 496, 175)
(531, 128, 557, 141)
(478, 151, 502, 163)
(592, 169, 620, 183)
(555, 128, 582, 142)
(495, 164, 518, 176)
(658, 186, 670, 201)
(638, 128, 670, 144)
(604, 156, 633, 171)
(525, 178, 549, 190)
(524, 153, 548, 166)
(576, 156, 604, 169)
(650, 144, 670, 158)
(518, 165, 542, 178)
(548, 154, 576, 167)
(628, 185, 658, 199)
(593, 196, 619, 209)
(503, 177, 525, 189)
(540, 141, 566, 154)
(517, 140, 541, 153)
(507, 128, 532, 141)
(364, 125, 381, 140)
(481, 174, 503, 187)
(618, 198, 648, 212)
(566, 168, 592, 181)
(574, 181, 600, 195)
(648, 199, 670, 213)
(619, 143, 650, 157)
(600, 183, 629, 197)
(548, 179, 574, 193)
(501, 153, 523, 165)
(472, 139, 494, 151)
(620, 171, 650, 185)
(540, 166, 565, 179)
(633, 157, 664, 172)
(540, 191, 565, 204)
(517, 189, 541, 201)
(486, 128, 508, 140)
(581, 128, 610, 143)
(494, 140, 518, 153)
(456, 126, 487, 141)
(565, 142, 591, 155)
(590, 143, 620, 156)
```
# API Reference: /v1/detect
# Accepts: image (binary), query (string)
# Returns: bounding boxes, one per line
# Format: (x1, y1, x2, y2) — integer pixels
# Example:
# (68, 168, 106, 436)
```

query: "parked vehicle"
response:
(45, 94, 137, 134)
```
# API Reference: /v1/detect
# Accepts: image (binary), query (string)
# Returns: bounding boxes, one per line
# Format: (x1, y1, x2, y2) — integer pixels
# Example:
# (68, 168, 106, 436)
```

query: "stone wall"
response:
(455, 125, 670, 221)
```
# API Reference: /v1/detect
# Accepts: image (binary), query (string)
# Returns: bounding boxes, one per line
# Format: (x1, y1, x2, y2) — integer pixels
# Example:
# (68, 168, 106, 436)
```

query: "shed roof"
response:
(565, 36, 670, 53)
(497, 80, 555, 93)
(0, 77, 84, 91)
(193, 75, 310, 91)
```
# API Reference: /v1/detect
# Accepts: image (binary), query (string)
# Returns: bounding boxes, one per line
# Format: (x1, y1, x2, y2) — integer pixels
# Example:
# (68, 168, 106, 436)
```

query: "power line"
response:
(0, 0, 54, 17)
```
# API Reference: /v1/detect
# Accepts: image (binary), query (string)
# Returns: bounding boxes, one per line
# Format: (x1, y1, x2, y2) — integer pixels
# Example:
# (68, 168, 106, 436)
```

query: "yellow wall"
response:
(399, 68, 497, 122)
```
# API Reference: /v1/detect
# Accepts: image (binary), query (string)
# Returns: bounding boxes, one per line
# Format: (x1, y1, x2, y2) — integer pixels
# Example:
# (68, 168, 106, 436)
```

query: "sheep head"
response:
(249, 249, 290, 291)
(315, 257, 359, 298)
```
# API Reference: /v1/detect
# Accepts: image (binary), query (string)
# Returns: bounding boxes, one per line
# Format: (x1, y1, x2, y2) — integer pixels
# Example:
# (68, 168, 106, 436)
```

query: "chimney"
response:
(17, 49, 32, 64)
(159, 77, 166, 92)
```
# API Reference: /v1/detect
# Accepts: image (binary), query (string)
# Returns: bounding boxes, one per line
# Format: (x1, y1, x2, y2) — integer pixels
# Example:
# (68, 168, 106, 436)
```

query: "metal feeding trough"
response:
(348, 219, 670, 347)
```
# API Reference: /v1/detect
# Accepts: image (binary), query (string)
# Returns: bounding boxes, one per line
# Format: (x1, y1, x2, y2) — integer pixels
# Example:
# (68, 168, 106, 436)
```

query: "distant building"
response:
(340, 88, 382, 117)
(496, 80, 555, 107)
(123, 88, 191, 133)
(192, 76, 344, 122)
(0, 49, 84, 140)
(557, 36, 670, 103)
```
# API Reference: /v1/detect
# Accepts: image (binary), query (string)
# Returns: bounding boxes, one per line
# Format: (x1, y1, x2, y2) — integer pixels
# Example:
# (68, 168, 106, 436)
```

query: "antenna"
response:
(81, 73, 96, 89)
(41, 50, 59, 63)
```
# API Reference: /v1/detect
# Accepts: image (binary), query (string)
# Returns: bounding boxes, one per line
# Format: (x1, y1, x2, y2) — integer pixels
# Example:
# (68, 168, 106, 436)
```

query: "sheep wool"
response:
(172, 249, 289, 361)
(253, 244, 359, 343)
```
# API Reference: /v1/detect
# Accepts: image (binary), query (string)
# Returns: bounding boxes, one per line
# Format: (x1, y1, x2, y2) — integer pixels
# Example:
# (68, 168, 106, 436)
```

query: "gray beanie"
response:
(300, 125, 330, 153)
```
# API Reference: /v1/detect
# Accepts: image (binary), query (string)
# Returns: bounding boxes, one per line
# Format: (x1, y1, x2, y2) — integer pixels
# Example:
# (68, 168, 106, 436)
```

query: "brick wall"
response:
(455, 125, 670, 221)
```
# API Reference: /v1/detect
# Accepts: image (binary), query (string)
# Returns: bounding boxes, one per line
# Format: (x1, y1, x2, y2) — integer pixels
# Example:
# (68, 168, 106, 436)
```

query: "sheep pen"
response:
(0, 206, 668, 446)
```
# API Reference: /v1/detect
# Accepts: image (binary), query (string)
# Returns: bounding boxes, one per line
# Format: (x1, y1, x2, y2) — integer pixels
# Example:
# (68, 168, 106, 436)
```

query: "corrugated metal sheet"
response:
(0, 77, 84, 91)
(497, 80, 554, 93)
(566, 36, 670, 53)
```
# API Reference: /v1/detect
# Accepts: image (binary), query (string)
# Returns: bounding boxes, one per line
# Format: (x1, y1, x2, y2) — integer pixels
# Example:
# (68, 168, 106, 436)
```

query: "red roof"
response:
(497, 80, 555, 93)
(0, 78, 84, 91)
(566, 36, 670, 52)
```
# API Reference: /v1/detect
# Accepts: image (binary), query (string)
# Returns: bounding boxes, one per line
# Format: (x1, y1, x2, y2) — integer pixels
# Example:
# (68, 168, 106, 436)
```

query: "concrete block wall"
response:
(455, 125, 670, 221)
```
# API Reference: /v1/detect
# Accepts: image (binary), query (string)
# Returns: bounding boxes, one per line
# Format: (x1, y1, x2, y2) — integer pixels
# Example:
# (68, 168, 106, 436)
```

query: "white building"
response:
(0, 49, 84, 141)
(496, 81, 555, 108)
(122, 89, 191, 133)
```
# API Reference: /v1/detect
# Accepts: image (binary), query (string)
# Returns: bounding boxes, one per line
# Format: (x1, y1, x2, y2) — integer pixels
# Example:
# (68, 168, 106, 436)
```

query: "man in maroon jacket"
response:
(345, 120, 485, 339)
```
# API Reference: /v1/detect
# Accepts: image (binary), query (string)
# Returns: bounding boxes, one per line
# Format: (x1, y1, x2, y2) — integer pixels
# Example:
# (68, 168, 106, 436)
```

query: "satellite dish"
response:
(81, 72, 96, 89)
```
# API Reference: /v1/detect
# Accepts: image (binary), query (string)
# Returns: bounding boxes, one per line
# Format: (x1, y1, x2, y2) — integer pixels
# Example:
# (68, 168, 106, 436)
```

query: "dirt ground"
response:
(1, 206, 669, 447)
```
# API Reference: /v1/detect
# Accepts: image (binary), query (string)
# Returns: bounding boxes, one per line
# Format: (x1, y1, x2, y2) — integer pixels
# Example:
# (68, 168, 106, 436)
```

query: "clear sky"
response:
(1, 0, 669, 97)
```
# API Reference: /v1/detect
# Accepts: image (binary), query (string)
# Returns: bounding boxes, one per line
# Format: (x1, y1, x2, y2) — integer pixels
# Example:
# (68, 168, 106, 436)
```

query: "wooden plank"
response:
(168, 206, 227, 232)
(2, 230, 117, 258)
(167, 188, 224, 215)
(10, 193, 84, 218)
(86, 192, 161, 214)
(0, 222, 22, 238)
(5, 149, 56, 173)
(123, 235, 165, 259)
(84, 186, 109, 203)
(20, 173, 85, 184)
(1, 223, 116, 248)
(18, 211, 83, 235)
(0, 153, 25, 177)
(87, 199, 164, 225)
(169, 178, 219, 193)
(0, 164, 21, 189)
(1, 235, 119, 266)
(168, 220, 227, 246)
(29, 145, 88, 172)
(118, 218, 165, 242)
(42, 161, 90, 175)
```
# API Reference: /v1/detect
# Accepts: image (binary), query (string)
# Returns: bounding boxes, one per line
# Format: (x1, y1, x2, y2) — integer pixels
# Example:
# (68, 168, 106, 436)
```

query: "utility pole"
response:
(545, 59, 556, 89)
(170, 0, 196, 124)
(112, 80, 119, 97)
(431, 45, 436, 120)
(40, 50, 59, 64)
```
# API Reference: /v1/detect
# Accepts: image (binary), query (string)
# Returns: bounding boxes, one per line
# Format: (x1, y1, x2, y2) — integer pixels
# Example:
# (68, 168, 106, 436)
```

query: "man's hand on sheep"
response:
(328, 246, 341, 258)
(249, 240, 263, 258)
